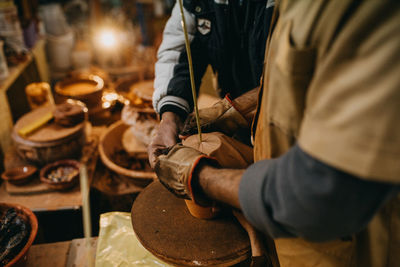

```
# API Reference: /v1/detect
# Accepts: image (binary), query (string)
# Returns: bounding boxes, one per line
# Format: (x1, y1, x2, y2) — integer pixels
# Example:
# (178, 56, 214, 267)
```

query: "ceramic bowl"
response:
(0, 203, 38, 267)
(99, 121, 155, 188)
(1, 165, 37, 185)
(40, 159, 80, 190)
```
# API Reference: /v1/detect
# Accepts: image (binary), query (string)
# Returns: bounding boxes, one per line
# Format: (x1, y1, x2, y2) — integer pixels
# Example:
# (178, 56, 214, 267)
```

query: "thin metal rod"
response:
(177, 0, 202, 143)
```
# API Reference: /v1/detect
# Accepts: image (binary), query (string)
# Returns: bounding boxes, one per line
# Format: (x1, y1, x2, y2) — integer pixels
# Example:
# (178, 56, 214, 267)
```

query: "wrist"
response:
(161, 111, 182, 125)
(191, 162, 218, 206)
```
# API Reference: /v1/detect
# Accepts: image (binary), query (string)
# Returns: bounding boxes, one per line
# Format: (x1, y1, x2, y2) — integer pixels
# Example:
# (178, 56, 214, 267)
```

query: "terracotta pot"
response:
(99, 121, 155, 188)
(184, 199, 219, 220)
(55, 74, 104, 109)
(0, 203, 38, 267)
(1, 165, 37, 185)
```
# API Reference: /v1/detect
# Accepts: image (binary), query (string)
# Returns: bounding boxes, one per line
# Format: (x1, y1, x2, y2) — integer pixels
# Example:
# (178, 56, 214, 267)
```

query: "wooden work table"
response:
(0, 183, 82, 212)
(24, 237, 97, 267)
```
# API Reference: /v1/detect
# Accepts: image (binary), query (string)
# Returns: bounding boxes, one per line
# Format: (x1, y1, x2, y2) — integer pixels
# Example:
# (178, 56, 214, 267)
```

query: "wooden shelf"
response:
(0, 56, 32, 93)
(0, 39, 48, 155)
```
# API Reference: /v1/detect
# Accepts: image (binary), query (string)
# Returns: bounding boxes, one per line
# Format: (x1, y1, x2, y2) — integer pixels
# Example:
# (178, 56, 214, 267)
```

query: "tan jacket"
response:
(253, 0, 400, 266)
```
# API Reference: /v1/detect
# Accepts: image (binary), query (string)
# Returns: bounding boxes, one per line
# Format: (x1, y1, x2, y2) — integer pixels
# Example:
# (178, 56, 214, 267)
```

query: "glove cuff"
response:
(224, 94, 248, 124)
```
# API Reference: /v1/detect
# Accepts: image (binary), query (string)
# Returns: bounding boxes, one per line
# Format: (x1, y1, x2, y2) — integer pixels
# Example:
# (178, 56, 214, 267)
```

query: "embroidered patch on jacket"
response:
(197, 18, 211, 35)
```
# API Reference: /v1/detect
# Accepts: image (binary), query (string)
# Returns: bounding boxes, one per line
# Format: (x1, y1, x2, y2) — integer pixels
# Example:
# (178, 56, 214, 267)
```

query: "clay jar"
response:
(182, 132, 254, 219)
(54, 74, 104, 111)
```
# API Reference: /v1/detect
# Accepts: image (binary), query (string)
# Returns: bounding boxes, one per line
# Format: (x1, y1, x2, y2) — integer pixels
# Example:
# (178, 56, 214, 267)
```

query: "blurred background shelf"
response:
(0, 38, 49, 171)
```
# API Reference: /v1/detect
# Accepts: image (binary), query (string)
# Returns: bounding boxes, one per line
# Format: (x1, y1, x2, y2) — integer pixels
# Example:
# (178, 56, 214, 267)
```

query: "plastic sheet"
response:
(95, 212, 172, 267)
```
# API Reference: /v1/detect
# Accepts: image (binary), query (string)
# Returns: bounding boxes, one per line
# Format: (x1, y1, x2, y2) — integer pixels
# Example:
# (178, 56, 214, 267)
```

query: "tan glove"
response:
(180, 95, 249, 138)
(154, 144, 219, 204)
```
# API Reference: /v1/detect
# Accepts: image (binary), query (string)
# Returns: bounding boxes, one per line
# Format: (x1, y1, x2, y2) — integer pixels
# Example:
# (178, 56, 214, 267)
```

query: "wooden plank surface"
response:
(25, 240, 71, 267)
(0, 182, 82, 211)
(24, 237, 97, 267)
(66, 238, 97, 267)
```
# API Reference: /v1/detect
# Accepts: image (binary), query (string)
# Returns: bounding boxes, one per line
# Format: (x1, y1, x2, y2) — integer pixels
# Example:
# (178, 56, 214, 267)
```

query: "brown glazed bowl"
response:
(1, 165, 37, 185)
(0, 203, 38, 267)
(40, 159, 80, 190)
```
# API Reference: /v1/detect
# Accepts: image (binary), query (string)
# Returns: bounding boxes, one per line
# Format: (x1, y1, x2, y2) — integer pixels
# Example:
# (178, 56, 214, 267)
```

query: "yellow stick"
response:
(177, 0, 202, 143)
(18, 112, 53, 137)
(80, 165, 93, 267)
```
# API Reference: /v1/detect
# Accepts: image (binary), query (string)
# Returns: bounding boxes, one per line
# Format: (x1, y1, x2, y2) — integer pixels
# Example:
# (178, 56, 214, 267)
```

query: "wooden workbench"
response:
(24, 237, 97, 267)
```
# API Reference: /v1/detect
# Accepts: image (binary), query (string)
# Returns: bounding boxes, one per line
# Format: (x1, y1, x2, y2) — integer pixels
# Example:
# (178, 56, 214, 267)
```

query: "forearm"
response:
(196, 165, 245, 209)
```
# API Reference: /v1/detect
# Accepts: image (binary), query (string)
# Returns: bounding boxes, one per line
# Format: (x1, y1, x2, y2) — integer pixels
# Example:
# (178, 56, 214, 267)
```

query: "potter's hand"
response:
(154, 144, 218, 203)
(180, 95, 248, 138)
(148, 112, 183, 168)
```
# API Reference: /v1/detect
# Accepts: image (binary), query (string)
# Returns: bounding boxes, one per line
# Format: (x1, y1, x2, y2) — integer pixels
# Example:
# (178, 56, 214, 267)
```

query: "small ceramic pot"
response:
(184, 199, 219, 220)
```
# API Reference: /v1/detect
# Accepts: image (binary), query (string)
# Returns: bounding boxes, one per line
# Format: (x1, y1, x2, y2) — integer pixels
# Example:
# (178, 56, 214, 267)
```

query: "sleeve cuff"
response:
(160, 105, 188, 121)
(239, 159, 293, 238)
(156, 95, 190, 114)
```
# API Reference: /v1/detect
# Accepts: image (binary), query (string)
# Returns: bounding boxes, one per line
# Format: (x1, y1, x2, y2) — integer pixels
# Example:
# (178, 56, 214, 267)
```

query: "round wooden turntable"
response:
(131, 181, 251, 267)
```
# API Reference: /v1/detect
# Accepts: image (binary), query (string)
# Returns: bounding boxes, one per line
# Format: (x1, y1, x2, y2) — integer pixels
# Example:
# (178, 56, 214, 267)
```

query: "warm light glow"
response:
(103, 92, 118, 102)
(97, 29, 118, 49)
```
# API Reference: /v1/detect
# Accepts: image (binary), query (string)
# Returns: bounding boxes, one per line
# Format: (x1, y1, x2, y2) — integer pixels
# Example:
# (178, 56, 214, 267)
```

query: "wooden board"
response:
(5, 177, 55, 195)
(13, 105, 84, 143)
(24, 237, 97, 267)
(0, 182, 82, 211)
(66, 238, 97, 267)
(131, 181, 251, 266)
(4, 134, 99, 195)
(25, 240, 71, 267)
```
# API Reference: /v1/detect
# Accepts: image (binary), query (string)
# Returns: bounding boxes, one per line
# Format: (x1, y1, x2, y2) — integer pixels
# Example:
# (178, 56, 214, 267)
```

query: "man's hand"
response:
(180, 89, 258, 138)
(154, 144, 218, 203)
(148, 112, 183, 168)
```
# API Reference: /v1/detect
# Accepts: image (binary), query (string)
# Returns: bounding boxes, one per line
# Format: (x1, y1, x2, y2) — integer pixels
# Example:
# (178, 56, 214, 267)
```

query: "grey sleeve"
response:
(239, 144, 398, 241)
(153, 2, 196, 115)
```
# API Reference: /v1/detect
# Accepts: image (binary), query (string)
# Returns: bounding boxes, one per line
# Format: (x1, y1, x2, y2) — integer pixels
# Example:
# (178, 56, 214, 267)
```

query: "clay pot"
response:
(1, 165, 37, 185)
(184, 199, 219, 220)
(99, 121, 155, 188)
(0, 203, 38, 267)
(40, 159, 80, 190)
(12, 106, 86, 166)
(54, 74, 104, 109)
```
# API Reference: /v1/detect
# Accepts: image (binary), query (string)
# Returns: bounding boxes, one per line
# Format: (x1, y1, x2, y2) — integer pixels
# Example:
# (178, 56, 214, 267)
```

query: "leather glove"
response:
(154, 144, 219, 203)
(180, 94, 249, 138)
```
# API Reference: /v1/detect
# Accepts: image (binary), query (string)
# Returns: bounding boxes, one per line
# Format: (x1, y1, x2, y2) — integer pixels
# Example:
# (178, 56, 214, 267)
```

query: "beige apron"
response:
(253, 1, 400, 266)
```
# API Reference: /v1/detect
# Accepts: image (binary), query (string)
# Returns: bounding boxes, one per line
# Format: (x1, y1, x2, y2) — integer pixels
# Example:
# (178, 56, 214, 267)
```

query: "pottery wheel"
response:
(131, 181, 250, 266)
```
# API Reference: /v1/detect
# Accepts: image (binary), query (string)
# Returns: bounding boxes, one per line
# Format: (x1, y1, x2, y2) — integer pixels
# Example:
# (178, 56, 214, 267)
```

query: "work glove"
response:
(180, 94, 249, 138)
(154, 144, 218, 205)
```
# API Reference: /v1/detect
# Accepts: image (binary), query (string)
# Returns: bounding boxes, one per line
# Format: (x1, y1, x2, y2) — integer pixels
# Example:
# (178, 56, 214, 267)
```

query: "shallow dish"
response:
(0, 203, 38, 267)
(1, 165, 37, 185)
(40, 159, 80, 190)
